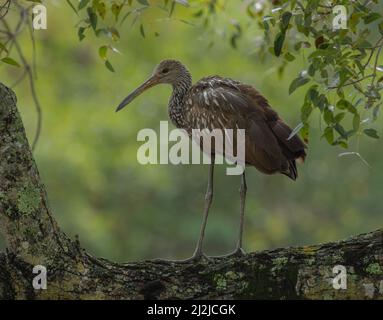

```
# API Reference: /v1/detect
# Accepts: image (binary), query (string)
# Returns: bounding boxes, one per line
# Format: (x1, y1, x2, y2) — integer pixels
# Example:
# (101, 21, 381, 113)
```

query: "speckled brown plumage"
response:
(166, 68, 306, 180)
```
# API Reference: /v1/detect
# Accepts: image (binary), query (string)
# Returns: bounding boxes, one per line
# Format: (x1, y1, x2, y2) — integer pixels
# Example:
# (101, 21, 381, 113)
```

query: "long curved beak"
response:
(116, 75, 159, 112)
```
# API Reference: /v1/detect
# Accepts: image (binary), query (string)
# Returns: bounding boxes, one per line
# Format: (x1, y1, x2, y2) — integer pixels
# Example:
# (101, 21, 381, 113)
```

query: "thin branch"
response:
(371, 41, 383, 86)
(363, 48, 376, 71)
(360, 36, 383, 72)
(0, 0, 10, 19)
(11, 69, 27, 88)
(318, 4, 334, 9)
(27, 12, 37, 79)
(327, 75, 373, 89)
(338, 151, 371, 168)
(1, 18, 42, 151)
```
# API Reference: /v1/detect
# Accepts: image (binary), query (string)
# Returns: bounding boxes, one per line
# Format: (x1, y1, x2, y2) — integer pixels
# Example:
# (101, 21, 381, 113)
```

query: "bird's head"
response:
(116, 59, 190, 112)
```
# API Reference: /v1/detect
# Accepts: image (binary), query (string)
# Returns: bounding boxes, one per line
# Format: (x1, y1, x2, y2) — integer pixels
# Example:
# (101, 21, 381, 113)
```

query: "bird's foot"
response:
(151, 251, 211, 264)
(210, 247, 246, 259)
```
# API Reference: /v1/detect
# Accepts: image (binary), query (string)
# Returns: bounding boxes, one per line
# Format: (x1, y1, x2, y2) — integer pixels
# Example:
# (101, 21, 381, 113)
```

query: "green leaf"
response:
(274, 32, 285, 57)
(137, 0, 149, 5)
(306, 85, 319, 103)
(349, 12, 364, 31)
(193, 9, 204, 18)
(99, 45, 108, 60)
(169, 1, 176, 17)
(78, 0, 90, 10)
(335, 140, 348, 149)
(363, 12, 381, 24)
(300, 123, 309, 143)
(0, 42, 8, 53)
(289, 76, 310, 95)
(323, 107, 334, 124)
(78, 27, 86, 41)
(87, 7, 98, 30)
(301, 102, 313, 122)
(364, 128, 379, 139)
(379, 22, 383, 35)
(94, 1, 106, 19)
(230, 33, 241, 49)
(358, 40, 372, 48)
(109, 27, 120, 41)
(1, 57, 20, 67)
(336, 99, 356, 113)
(352, 113, 360, 131)
(315, 94, 328, 111)
(105, 60, 115, 72)
(308, 63, 316, 77)
(284, 52, 295, 62)
(246, 4, 255, 18)
(314, 36, 329, 49)
(334, 123, 348, 139)
(140, 24, 145, 38)
(280, 11, 292, 30)
(66, 0, 78, 14)
(323, 127, 334, 144)
(335, 112, 346, 123)
(111, 3, 123, 20)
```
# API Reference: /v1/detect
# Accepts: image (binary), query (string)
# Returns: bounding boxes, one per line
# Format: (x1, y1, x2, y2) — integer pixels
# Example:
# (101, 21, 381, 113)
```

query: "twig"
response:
(1, 17, 42, 151)
(0, 0, 10, 19)
(338, 151, 371, 168)
(327, 75, 373, 89)
(371, 41, 383, 86)
(27, 13, 37, 79)
(11, 69, 27, 88)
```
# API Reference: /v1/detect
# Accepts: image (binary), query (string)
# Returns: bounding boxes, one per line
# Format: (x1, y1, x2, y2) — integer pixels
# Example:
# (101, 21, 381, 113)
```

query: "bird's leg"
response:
(152, 155, 215, 264)
(210, 170, 247, 259)
(234, 170, 247, 256)
(189, 154, 215, 260)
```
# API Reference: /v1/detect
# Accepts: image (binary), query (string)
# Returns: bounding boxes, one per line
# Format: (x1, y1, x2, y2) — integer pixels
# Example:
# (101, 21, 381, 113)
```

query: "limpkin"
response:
(116, 59, 306, 262)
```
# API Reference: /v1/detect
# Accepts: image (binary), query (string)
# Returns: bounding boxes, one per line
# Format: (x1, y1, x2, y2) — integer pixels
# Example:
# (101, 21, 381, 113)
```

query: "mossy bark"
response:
(0, 82, 382, 300)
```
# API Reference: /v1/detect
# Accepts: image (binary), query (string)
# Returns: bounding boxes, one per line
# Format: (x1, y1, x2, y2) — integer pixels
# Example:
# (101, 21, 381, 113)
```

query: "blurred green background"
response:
(1, 1, 382, 262)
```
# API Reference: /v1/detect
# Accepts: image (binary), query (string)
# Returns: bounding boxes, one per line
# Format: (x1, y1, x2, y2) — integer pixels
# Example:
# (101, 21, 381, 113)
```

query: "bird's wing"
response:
(237, 81, 307, 163)
(186, 76, 306, 177)
(188, 77, 255, 116)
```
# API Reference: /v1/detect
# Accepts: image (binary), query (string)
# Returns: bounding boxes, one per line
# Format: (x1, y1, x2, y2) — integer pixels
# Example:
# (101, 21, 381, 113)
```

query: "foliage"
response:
(60, 0, 383, 147)
(1, 1, 383, 147)
(253, 0, 383, 148)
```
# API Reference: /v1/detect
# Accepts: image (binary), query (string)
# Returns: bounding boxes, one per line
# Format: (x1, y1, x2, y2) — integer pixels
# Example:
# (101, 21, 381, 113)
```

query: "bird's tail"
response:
(281, 160, 298, 180)
(270, 119, 307, 180)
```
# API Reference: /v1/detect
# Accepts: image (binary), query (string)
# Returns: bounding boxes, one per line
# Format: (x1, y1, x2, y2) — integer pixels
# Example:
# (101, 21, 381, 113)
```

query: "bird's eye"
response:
(162, 68, 169, 74)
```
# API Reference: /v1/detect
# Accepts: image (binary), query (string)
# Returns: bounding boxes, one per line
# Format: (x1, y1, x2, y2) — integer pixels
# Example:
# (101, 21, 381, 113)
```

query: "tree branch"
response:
(0, 82, 382, 300)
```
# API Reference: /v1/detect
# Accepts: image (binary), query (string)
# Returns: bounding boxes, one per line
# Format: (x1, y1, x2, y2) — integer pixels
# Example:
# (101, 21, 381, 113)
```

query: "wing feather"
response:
(186, 76, 306, 179)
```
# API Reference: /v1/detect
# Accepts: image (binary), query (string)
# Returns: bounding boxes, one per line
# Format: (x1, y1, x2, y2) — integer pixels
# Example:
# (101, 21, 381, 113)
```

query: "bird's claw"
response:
(210, 247, 246, 259)
(151, 252, 211, 264)
(232, 247, 246, 257)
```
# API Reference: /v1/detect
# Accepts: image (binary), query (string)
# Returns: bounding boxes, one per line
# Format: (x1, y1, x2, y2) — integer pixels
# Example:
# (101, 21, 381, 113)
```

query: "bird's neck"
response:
(169, 72, 192, 128)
